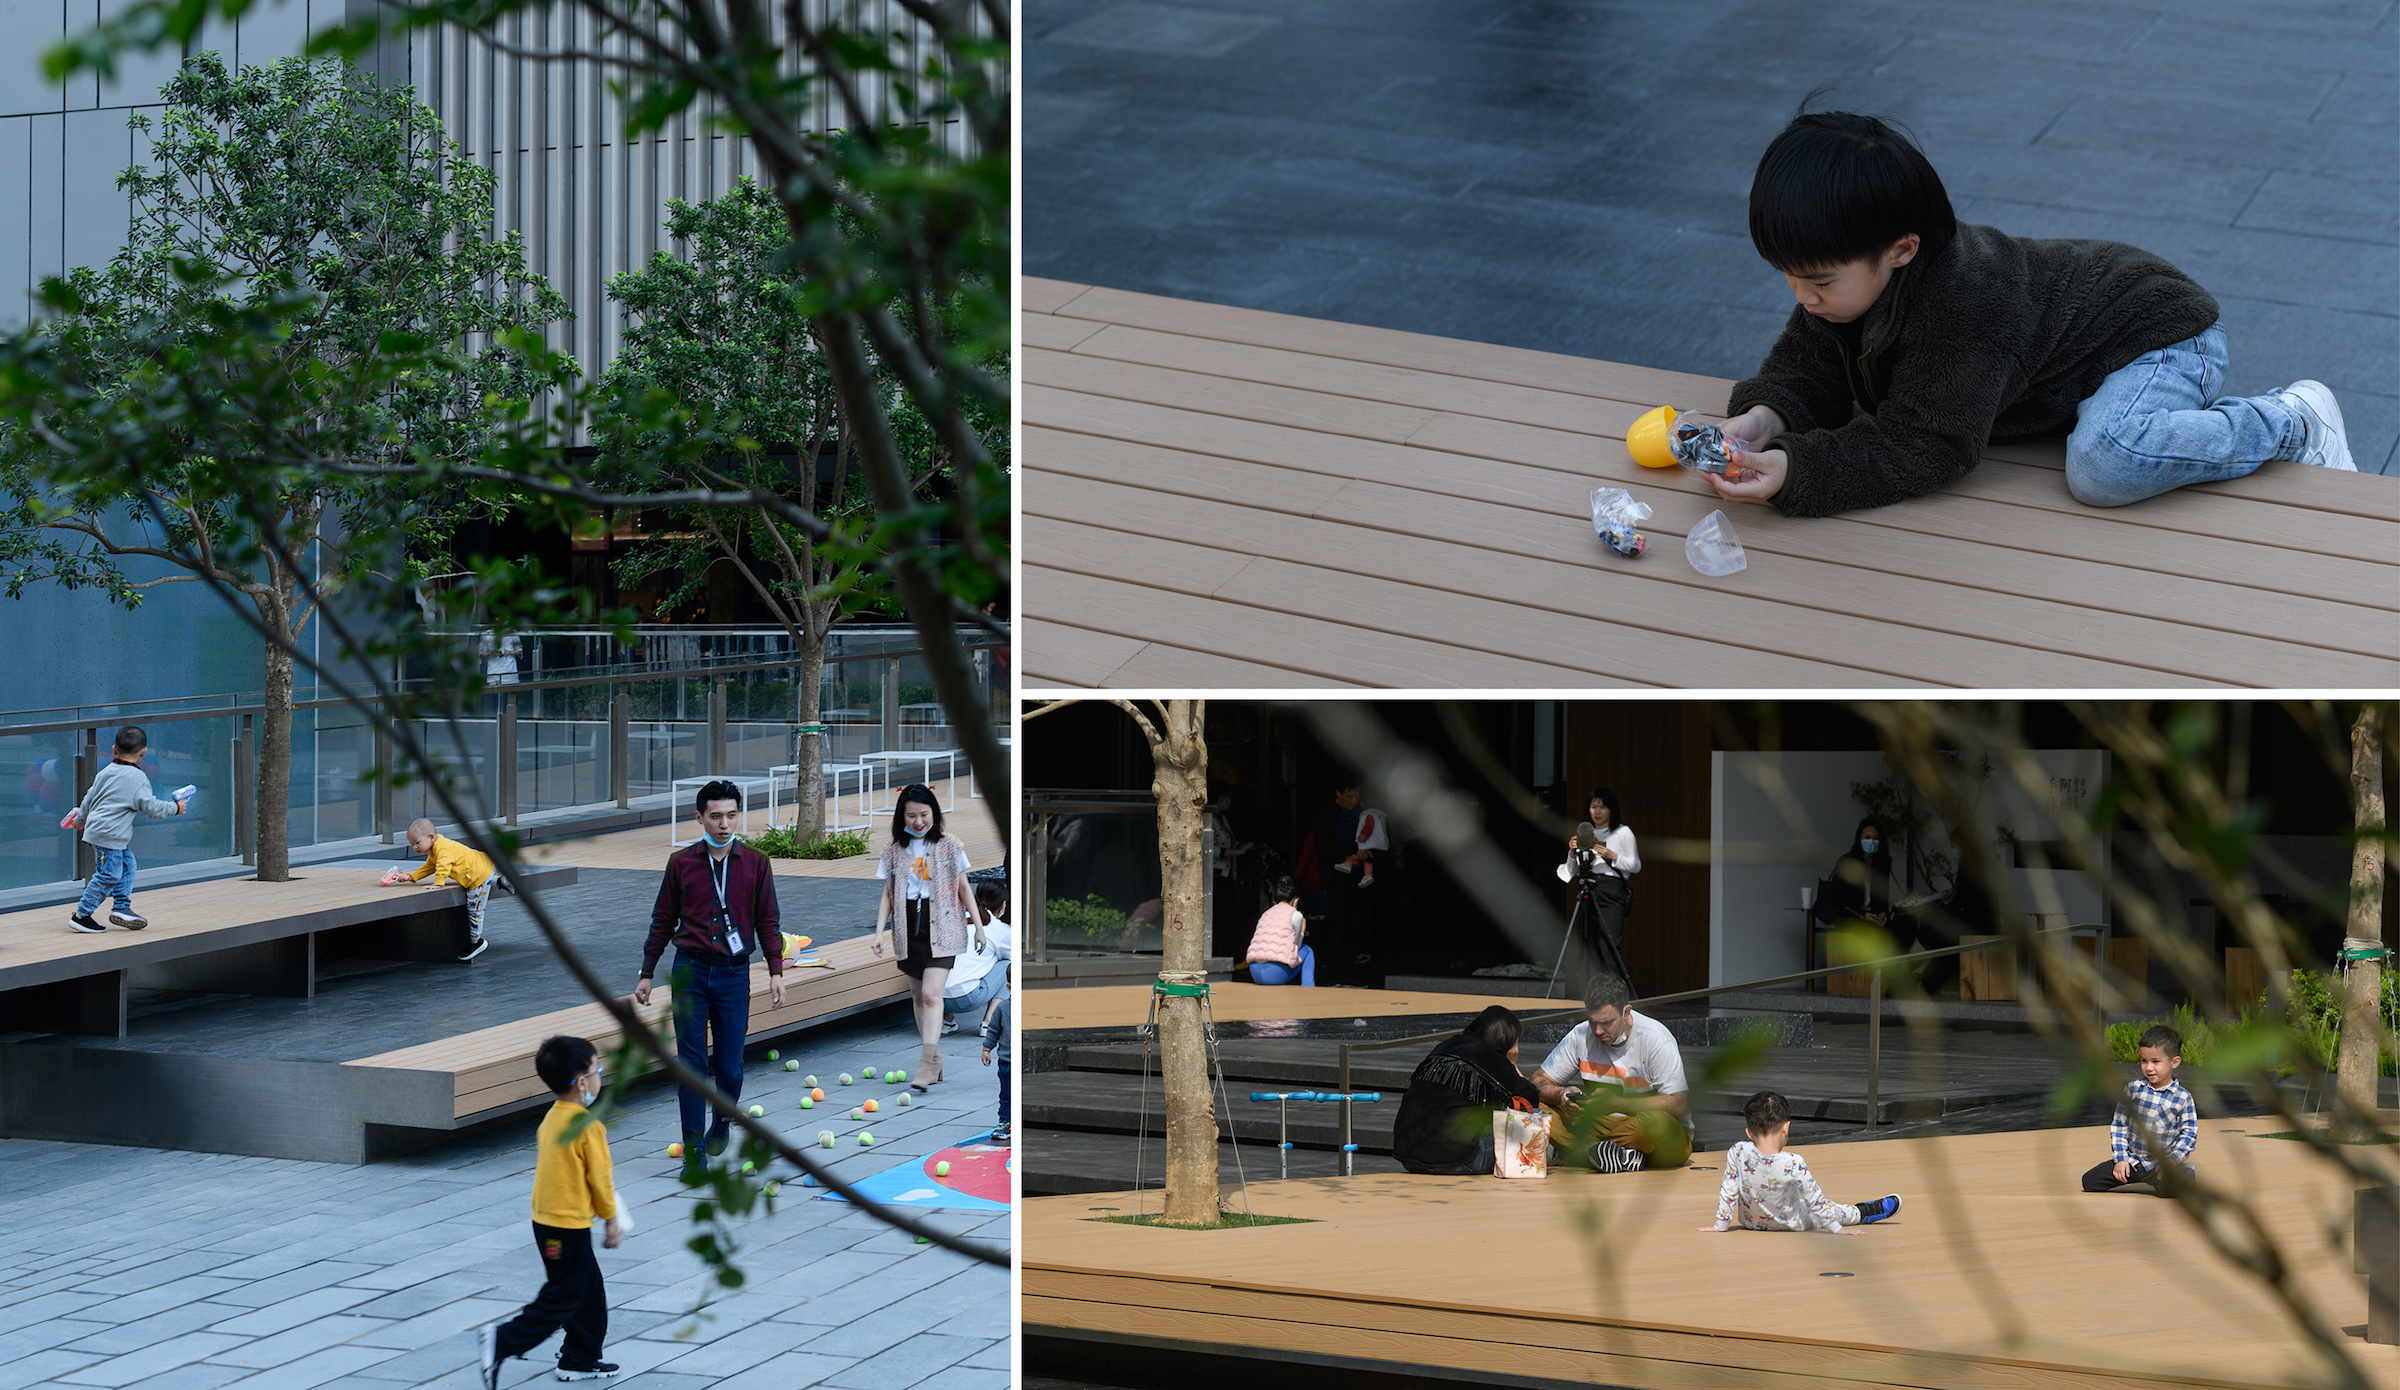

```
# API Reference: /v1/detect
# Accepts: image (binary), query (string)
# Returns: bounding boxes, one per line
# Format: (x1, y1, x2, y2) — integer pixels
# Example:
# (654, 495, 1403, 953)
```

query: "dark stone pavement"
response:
(1026, 0, 2400, 474)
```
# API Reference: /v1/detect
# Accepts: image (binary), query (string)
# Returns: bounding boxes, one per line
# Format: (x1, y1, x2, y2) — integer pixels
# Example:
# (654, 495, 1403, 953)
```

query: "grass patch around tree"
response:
(1085, 1212, 1317, 1230)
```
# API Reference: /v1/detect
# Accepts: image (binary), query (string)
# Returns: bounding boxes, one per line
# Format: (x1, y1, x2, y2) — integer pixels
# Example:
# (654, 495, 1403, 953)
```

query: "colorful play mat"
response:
(814, 1132, 1011, 1212)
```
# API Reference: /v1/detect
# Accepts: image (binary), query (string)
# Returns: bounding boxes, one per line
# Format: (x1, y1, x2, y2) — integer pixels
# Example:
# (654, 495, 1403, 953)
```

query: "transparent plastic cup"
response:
(1685, 509, 1748, 576)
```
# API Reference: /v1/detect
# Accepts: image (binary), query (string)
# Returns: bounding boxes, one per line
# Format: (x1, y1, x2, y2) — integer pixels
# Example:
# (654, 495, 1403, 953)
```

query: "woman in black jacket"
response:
(1393, 1005, 1543, 1175)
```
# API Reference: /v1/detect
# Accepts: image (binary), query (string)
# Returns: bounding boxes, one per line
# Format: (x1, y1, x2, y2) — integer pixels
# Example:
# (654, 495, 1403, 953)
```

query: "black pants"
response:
(496, 1222, 608, 1368)
(1578, 876, 1634, 985)
(2081, 1157, 2183, 1195)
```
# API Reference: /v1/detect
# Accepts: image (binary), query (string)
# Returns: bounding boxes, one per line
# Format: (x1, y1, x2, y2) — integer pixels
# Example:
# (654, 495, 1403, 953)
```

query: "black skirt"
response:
(898, 898, 956, 980)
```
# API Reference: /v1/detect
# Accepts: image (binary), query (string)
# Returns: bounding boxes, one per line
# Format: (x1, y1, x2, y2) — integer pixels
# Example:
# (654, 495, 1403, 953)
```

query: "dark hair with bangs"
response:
(1748, 109, 1956, 273)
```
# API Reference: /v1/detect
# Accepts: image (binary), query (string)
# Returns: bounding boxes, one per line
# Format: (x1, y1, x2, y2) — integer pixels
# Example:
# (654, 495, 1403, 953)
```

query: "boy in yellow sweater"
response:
(381, 817, 500, 961)
(481, 1035, 621, 1386)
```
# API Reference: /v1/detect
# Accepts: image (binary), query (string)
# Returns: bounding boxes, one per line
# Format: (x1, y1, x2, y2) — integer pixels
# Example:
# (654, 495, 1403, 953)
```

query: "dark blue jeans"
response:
(671, 956, 750, 1139)
(997, 1059, 1012, 1132)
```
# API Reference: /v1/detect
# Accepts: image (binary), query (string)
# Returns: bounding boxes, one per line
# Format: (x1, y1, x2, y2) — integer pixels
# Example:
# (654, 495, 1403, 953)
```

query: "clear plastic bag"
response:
(1670, 417, 1756, 480)
(1685, 509, 1748, 576)
(1589, 486, 1652, 558)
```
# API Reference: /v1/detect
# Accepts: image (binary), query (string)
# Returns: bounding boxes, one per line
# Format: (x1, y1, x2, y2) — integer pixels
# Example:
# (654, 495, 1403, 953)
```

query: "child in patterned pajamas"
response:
(2083, 1024, 2197, 1194)
(1702, 1091, 1899, 1234)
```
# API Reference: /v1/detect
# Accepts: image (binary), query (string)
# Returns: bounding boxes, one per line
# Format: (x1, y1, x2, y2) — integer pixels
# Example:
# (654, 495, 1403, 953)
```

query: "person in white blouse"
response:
(1558, 785, 1640, 980)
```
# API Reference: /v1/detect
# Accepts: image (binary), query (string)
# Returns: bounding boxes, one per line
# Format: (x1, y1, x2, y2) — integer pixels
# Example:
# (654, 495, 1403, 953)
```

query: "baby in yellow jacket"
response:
(481, 1036, 621, 1386)
(381, 818, 499, 961)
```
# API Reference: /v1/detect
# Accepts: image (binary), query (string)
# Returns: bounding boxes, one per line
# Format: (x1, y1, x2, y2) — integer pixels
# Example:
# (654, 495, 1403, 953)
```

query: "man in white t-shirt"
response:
(1532, 973, 1693, 1173)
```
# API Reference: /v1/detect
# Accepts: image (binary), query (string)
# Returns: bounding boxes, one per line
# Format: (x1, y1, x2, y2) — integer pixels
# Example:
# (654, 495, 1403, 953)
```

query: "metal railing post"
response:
(709, 679, 726, 775)
(500, 693, 518, 826)
(1866, 968, 1883, 1134)
(234, 714, 254, 867)
(610, 685, 629, 809)
(73, 729, 96, 882)
(373, 720, 392, 843)
(880, 658, 899, 754)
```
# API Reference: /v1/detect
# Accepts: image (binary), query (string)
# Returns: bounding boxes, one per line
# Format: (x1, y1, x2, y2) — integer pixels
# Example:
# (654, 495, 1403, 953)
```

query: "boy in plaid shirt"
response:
(2082, 1024, 2197, 1194)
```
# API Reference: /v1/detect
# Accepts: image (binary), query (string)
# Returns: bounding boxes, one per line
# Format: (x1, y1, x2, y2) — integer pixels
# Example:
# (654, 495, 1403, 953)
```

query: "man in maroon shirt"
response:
(635, 781, 788, 1171)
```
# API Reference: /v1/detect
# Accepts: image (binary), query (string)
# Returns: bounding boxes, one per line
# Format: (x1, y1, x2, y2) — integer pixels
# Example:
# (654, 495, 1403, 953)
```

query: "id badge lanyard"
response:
(707, 853, 749, 957)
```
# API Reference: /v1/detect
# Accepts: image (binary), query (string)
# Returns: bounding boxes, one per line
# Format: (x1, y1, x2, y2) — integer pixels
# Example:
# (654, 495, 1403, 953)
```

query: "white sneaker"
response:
(109, 910, 148, 930)
(2276, 380, 2355, 471)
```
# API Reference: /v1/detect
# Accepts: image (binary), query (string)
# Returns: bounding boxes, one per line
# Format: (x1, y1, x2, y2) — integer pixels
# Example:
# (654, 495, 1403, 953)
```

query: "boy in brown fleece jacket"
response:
(1706, 111, 2354, 516)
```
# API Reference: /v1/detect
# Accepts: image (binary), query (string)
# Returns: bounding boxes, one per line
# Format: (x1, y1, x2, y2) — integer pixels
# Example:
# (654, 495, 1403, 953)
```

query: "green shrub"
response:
(1046, 894, 1127, 938)
(2106, 968, 2400, 1076)
(746, 823, 869, 859)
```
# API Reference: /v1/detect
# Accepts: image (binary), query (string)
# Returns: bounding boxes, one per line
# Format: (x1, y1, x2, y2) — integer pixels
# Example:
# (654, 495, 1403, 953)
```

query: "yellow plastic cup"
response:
(1626, 405, 1681, 469)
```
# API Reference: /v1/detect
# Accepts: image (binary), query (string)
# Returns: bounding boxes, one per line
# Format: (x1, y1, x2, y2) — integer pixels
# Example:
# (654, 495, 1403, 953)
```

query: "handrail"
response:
(1328, 920, 2106, 1165)
(0, 638, 1007, 739)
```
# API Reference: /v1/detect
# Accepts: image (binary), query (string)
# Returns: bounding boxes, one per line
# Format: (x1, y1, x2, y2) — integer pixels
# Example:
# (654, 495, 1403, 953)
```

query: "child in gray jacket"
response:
(64, 726, 189, 932)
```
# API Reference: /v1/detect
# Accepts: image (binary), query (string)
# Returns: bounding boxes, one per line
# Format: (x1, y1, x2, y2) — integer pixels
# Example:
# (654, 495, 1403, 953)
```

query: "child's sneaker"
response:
(554, 1362, 619, 1381)
(1586, 1140, 1646, 1173)
(68, 913, 105, 934)
(1333, 861, 1354, 875)
(1359, 865, 1376, 887)
(459, 935, 490, 962)
(2275, 380, 2355, 471)
(108, 909, 148, 930)
(1855, 1194, 1902, 1224)
(478, 1324, 500, 1390)
(994, 1123, 1012, 1144)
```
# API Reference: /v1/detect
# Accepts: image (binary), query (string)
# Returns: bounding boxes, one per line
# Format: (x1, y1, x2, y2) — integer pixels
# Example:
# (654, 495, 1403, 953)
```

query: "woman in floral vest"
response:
(873, 784, 985, 1088)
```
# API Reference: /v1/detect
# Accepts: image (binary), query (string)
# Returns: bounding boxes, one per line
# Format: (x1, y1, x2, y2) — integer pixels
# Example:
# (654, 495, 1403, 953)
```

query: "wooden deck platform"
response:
(1023, 982, 1536, 1032)
(0, 863, 575, 1035)
(1026, 1124, 2400, 1390)
(1023, 278, 2400, 689)
(347, 932, 909, 1121)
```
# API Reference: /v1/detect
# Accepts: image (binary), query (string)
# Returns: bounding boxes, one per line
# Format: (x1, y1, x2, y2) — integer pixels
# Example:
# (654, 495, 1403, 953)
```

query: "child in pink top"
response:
(1244, 876, 1313, 987)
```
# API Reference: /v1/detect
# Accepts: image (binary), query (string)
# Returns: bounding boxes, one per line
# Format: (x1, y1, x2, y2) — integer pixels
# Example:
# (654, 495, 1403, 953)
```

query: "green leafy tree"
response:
(0, 53, 568, 880)
(596, 176, 888, 846)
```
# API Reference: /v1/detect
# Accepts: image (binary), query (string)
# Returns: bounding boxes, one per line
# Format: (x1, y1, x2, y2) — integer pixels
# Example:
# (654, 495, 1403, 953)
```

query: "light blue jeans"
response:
(945, 969, 1006, 1022)
(2064, 322, 2305, 508)
(77, 846, 136, 916)
(1249, 946, 1315, 987)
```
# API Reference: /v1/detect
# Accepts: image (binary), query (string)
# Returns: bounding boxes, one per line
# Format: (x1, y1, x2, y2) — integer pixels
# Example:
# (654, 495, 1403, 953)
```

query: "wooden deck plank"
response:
(1098, 641, 1358, 690)
(1023, 312, 1109, 352)
(1025, 281, 2400, 687)
(1033, 419, 2396, 673)
(1027, 516, 1886, 688)
(1032, 468, 2219, 688)
(1020, 617, 1149, 688)
(1024, 1125, 2395, 1390)
(1035, 383, 2399, 618)
(1047, 280, 2400, 527)
(1021, 982, 1555, 1029)
(1023, 559, 1651, 689)
(1023, 276, 1094, 316)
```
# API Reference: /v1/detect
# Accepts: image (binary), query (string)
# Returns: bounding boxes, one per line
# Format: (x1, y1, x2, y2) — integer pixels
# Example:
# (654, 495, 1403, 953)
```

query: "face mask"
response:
(906, 825, 928, 841)
(582, 1067, 604, 1103)
(701, 827, 733, 849)
(1861, 839, 1880, 854)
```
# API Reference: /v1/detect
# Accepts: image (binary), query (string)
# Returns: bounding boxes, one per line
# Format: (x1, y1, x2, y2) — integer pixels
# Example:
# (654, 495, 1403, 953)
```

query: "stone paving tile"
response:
(904, 1366, 1010, 1390)
(54, 1330, 251, 1387)
(819, 1332, 984, 1390)
(1, 1015, 1010, 1390)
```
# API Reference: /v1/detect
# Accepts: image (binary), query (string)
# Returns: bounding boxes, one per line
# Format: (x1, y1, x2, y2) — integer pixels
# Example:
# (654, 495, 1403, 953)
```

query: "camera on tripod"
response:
(1568, 820, 1612, 881)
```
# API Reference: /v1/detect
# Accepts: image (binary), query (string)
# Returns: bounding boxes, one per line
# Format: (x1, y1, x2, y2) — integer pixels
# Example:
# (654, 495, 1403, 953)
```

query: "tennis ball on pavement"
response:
(859, 1132, 874, 1146)
(767, 1182, 780, 1197)
(667, 1142, 683, 1158)
(881, 1070, 895, 1083)
(742, 1161, 755, 1174)
(850, 1108, 863, 1120)
(747, 1104, 764, 1118)
(934, 1161, 951, 1177)
(767, 1049, 779, 1061)
(805, 1075, 817, 1087)
(801, 1097, 814, 1109)
(894, 1069, 907, 1082)
(810, 1088, 824, 1101)
(839, 1072, 853, 1086)
(897, 1093, 912, 1107)
(863, 1099, 879, 1113)
(916, 1236, 928, 1244)
(819, 1131, 834, 1148)
(802, 1174, 816, 1187)
(785, 1060, 798, 1071)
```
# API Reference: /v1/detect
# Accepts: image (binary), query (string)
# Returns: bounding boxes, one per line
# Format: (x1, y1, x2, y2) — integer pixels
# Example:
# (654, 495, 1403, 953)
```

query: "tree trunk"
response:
(2338, 705, 2389, 1139)
(256, 632, 293, 883)
(793, 617, 828, 846)
(1149, 701, 1216, 1224)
